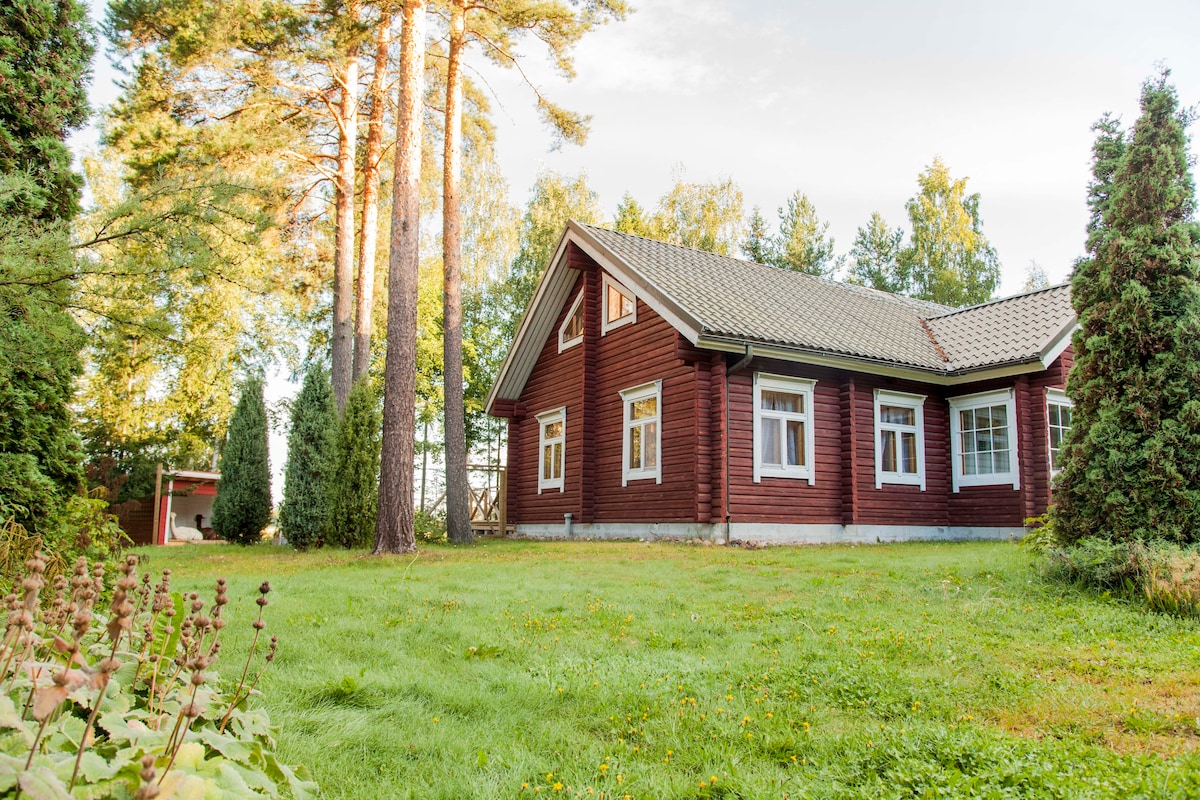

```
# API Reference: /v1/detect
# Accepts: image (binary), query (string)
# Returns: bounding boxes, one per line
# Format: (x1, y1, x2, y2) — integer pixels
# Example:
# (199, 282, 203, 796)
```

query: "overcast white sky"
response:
(468, 0, 1200, 295)
(81, 0, 1200, 296)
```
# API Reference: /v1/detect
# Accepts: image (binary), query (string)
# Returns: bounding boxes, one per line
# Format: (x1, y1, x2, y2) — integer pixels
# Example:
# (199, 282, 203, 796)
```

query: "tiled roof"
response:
(923, 283, 1075, 370)
(577, 224, 1076, 374)
(579, 224, 953, 371)
(486, 224, 1078, 411)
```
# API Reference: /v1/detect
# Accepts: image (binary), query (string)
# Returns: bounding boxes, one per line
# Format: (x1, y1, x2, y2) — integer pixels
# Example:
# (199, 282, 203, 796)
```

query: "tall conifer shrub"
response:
(211, 377, 272, 545)
(329, 379, 380, 549)
(278, 365, 336, 550)
(1053, 72, 1200, 545)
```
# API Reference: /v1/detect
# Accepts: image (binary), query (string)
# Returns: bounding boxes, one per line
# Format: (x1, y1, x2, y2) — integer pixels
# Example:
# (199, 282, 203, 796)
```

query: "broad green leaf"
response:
(192, 726, 252, 764)
(16, 765, 72, 800)
(155, 770, 208, 800)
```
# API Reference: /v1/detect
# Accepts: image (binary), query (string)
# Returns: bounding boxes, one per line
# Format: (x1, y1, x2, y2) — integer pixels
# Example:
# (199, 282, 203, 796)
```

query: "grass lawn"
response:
(134, 539, 1200, 799)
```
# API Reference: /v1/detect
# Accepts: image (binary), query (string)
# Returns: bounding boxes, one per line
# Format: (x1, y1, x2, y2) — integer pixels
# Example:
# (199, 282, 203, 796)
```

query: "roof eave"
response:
(485, 222, 707, 414)
(694, 334, 1060, 386)
(484, 226, 578, 414)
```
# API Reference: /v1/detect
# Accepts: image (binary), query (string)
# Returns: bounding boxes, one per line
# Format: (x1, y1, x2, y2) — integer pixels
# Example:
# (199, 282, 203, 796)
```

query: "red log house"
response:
(486, 222, 1076, 544)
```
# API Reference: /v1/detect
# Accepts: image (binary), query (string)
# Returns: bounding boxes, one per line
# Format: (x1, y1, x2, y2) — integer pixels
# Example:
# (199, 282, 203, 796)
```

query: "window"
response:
(753, 373, 816, 484)
(558, 290, 584, 352)
(601, 274, 636, 334)
(537, 408, 566, 493)
(1046, 389, 1073, 474)
(620, 381, 661, 485)
(874, 390, 926, 490)
(948, 389, 1020, 491)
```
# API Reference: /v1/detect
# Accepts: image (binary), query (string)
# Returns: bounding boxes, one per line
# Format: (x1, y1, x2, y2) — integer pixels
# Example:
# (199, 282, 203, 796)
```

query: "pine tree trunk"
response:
(442, 0, 473, 545)
(331, 31, 359, 410)
(375, 0, 425, 555)
(353, 16, 390, 381)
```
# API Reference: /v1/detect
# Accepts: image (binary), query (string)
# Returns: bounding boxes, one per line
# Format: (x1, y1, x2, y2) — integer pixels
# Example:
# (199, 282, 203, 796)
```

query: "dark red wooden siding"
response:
(505, 270, 585, 522)
(500, 249, 1074, 531)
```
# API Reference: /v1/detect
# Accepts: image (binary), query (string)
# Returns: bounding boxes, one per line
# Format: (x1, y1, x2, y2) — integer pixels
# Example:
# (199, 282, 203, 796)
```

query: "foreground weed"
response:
(0, 552, 315, 798)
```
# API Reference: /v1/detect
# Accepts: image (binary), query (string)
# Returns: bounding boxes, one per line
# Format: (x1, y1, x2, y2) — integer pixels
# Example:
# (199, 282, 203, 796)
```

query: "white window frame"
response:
(557, 290, 584, 352)
(1046, 388, 1073, 476)
(601, 274, 637, 335)
(536, 407, 566, 493)
(948, 388, 1020, 492)
(874, 389, 926, 490)
(752, 373, 816, 485)
(620, 381, 661, 486)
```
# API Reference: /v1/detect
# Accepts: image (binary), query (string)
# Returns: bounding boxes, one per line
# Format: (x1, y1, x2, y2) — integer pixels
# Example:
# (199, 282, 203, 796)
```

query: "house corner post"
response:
(840, 376, 859, 527)
(580, 255, 600, 524)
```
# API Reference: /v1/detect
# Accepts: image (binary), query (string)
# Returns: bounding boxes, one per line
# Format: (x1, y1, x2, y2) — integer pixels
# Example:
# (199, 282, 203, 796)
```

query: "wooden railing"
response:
(425, 465, 511, 535)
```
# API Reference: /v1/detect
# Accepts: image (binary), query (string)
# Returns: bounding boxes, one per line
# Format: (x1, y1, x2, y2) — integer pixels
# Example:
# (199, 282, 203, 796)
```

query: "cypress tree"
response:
(278, 365, 336, 550)
(211, 377, 272, 545)
(329, 379, 381, 549)
(0, 0, 92, 533)
(0, 0, 93, 221)
(1053, 72, 1200, 545)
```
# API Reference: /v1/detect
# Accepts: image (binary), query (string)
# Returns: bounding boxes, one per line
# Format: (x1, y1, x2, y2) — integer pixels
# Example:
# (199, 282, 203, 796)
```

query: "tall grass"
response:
(139, 541, 1200, 799)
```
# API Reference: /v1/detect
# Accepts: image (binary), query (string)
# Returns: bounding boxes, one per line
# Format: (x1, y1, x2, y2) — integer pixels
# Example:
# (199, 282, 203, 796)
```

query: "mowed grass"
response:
(134, 539, 1200, 799)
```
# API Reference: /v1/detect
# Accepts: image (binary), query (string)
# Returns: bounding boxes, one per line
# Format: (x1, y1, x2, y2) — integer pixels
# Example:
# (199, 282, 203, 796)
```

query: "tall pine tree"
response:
(278, 365, 336, 550)
(211, 377, 272, 545)
(1052, 73, 1200, 545)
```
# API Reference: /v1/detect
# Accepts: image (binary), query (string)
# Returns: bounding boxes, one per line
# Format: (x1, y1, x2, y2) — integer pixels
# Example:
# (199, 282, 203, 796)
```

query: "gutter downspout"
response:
(729, 343, 754, 375)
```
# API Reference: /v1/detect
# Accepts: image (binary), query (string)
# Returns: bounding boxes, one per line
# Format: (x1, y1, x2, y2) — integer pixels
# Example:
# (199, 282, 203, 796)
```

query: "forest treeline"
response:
(3, 0, 1022, 552)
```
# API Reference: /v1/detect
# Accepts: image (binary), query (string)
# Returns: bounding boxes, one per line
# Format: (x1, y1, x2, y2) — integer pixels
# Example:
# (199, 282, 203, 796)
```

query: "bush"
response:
(1, 490, 129, 592)
(1, 551, 315, 797)
(414, 510, 447, 543)
(1042, 535, 1200, 618)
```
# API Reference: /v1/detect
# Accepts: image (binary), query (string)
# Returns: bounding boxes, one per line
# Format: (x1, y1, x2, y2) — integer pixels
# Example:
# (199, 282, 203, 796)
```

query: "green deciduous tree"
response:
(502, 170, 603, 338)
(329, 379, 380, 548)
(211, 377, 272, 545)
(649, 174, 744, 256)
(1023, 261, 1050, 292)
(1052, 73, 1200, 546)
(849, 212, 906, 292)
(771, 191, 841, 278)
(899, 157, 1000, 307)
(278, 365, 337, 550)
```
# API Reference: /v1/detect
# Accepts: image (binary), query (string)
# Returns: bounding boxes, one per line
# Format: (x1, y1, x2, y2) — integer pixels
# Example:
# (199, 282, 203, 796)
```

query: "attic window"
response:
(558, 290, 584, 352)
(602, 274, 636, 334)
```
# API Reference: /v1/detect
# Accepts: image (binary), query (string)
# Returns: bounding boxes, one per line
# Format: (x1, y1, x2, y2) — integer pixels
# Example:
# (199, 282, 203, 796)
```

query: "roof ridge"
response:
(924, 282, 1071, 321)
(576, 221, 952, 313)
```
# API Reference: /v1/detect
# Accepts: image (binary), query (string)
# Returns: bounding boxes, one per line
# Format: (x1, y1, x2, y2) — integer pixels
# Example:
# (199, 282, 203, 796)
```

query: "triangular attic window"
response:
(558, 290, 584, 351)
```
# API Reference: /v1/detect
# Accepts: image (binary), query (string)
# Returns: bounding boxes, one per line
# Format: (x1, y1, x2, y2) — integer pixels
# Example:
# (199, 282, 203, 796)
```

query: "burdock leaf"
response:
(32, 685, 69, 723)
(16, 766, 72, 799)
(0, 695, 27, 732)
(192, 726, 252, 763)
